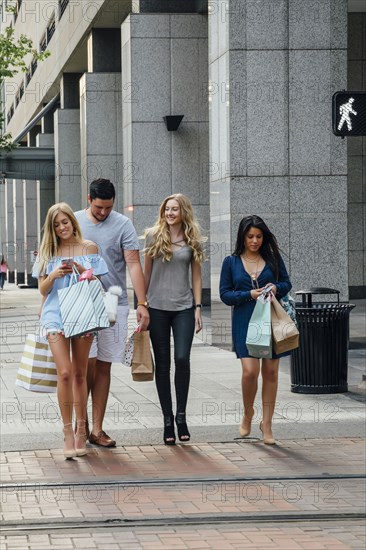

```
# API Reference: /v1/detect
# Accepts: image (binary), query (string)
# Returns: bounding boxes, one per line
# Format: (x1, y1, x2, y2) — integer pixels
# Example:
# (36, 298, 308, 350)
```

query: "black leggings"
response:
(148, 307, 195, 417)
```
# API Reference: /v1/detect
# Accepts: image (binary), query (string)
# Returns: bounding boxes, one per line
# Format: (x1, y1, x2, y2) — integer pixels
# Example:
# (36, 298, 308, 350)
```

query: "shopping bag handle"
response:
(68, 266, 80, 286)
(126, 325, 141, 340)
(91, 276, 107, 296)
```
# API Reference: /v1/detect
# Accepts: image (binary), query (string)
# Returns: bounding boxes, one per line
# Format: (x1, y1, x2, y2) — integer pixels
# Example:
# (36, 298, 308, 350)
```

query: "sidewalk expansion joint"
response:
(1, 472, 365, 491)
(1, 511, 365, 534)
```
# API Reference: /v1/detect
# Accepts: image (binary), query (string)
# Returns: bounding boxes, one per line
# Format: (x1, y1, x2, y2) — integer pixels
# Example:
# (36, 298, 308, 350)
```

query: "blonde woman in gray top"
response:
(144, 194, 205, 445)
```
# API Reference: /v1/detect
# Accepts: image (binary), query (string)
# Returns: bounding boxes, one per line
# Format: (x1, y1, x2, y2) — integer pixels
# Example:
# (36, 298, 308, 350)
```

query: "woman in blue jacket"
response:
(220, 215, 292, 445)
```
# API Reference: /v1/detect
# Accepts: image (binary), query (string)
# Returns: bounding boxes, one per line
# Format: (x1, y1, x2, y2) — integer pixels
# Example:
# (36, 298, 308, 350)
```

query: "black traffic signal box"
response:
(332, 91, 366, 137)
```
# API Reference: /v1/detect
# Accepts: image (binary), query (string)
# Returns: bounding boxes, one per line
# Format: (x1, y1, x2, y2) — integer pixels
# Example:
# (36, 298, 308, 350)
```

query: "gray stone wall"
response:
(348, 12, 366, 298)
(122, 13, 210, 297)
(209, 0, 349, 347)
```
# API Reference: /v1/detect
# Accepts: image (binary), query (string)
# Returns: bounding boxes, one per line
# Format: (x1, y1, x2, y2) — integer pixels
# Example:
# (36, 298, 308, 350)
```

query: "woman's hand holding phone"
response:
(250, 288, 263, 300)
(53, 258, 74, 279)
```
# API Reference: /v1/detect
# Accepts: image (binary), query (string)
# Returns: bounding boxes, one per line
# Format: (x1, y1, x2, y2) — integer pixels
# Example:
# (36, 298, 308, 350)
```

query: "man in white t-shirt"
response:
(75, 179, 149, 447)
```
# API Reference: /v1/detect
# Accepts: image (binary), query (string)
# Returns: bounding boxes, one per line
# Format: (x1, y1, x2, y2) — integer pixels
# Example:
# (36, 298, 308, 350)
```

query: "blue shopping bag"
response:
(246, 299, 272, 358)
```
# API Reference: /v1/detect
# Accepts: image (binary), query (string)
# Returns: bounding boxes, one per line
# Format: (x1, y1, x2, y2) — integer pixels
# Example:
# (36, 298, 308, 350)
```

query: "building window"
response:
(40, 13, 55, 54)
(47, 15, 56, 42)
(14, 82, 24, 112)
(59, 0, 69, 19)
(31, 57, 38, 75)
(7, 105, 14, 125)
(40, 33, 47, 53)
(26, 69, 32, 85)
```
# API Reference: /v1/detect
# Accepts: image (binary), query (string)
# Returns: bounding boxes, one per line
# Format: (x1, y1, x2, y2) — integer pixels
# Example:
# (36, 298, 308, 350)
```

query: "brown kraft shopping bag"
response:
(131, 330, 155, 381)
(271, 297, 299, 354)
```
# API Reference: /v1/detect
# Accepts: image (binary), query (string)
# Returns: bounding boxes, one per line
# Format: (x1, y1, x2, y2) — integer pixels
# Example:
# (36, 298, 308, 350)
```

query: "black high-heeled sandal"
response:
(175, 413, 190, 442)
(163, 415, 176, 445)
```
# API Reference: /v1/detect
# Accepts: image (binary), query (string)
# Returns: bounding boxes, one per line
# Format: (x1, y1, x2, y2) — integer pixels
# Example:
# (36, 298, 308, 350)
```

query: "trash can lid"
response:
(296, 288, 340, 307)
(296, 288, 340, 295)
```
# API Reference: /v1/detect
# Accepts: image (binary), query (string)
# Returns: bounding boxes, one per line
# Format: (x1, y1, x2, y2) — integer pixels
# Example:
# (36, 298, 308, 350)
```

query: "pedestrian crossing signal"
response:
(332, 91, 366, 137)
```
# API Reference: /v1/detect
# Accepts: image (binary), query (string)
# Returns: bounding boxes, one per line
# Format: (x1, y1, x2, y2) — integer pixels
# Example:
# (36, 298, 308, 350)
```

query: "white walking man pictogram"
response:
(338, 97, 357, 132)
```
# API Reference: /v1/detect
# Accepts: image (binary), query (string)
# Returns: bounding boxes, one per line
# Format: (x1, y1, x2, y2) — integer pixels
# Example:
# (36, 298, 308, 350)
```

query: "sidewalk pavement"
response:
(0, 284, 365, 549)
(0, 285, 365, 451)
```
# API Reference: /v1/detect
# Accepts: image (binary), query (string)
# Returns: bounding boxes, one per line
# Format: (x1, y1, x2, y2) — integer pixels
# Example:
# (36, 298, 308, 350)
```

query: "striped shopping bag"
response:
(58, 270, 110, 338)
(16, 334, 57, 393)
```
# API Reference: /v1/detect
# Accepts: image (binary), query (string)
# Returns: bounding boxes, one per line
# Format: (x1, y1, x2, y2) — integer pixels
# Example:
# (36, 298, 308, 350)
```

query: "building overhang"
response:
(0, 147, 55, 181)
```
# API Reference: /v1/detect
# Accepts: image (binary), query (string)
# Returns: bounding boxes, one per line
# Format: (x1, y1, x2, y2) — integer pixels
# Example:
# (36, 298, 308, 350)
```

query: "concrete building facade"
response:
(0, 0, 365, 344)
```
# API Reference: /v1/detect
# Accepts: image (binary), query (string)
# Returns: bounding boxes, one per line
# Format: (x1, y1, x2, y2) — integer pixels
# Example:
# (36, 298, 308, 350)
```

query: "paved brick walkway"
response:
(1, 522, 365, 549)
(1, 438, 365, 548)
(1, 477, 364, 523)
(1, 438, 364, 484)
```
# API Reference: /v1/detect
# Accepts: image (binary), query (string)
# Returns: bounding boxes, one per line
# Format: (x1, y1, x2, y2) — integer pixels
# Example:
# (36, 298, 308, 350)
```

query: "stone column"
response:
(54, 109, 81, 208)
(87, 29, 121, 73)
(0, 180, 5, 256)
(209, 0, 348, 347)
(36, 133, 55, 228)
(79, 73, 123, 210)
(61, 74, 82, 110)
(138, 0, 208, 12)
(25, 180, 38, 286)
(41, 110, 54, 135)
(54, 74, 82, 209)
(14, 179, 24, 284)
(27, 127, 40, 147)
(5, 180, 15, 283)
(122, 13, 210, 301)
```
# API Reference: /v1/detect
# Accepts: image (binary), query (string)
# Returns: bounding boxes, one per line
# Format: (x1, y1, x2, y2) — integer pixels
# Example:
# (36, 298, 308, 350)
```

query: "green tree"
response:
(0, 15, 50, 151)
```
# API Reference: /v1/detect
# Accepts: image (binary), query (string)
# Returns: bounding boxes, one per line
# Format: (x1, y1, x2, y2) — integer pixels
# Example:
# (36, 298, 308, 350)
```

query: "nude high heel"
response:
(239, 415, 252, 437)
(63, 423, 76, 459)
(75, 420, 88, 456)
(259, 420, 276, 445)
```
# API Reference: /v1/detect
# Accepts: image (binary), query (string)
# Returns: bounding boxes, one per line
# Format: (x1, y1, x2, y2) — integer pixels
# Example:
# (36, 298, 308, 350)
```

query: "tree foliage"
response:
(0, 18, 50, 151)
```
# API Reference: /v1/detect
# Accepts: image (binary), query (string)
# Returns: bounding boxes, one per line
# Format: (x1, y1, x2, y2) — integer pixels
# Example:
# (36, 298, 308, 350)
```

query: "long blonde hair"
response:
(144, 194, 205, 263)
(38, 203, 83, 274)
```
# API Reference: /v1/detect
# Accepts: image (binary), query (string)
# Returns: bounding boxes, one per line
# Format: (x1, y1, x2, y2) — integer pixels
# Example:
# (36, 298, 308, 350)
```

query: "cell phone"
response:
(61, 257, 73, 266)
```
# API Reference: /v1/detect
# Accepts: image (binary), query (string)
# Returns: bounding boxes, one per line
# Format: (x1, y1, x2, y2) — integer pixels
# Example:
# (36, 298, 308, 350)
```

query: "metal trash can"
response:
(290, 288, 355, 394)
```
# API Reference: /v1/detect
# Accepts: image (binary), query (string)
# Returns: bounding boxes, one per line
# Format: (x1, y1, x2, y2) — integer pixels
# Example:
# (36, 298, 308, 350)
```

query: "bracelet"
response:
(194, 304, 202, 309)
(137, 301, 149, 308)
